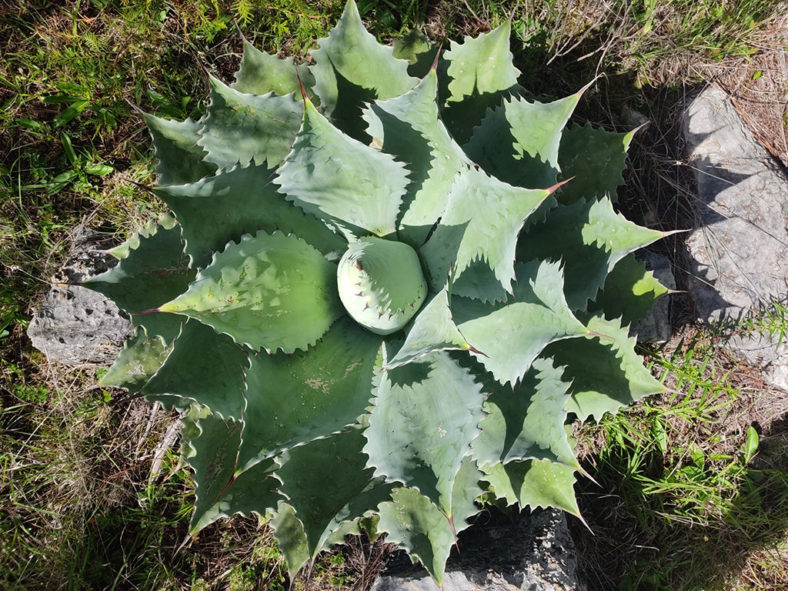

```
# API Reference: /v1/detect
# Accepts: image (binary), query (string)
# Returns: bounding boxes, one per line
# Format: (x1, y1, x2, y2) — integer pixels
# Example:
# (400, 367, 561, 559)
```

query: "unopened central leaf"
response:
(337, 236, 427, 335)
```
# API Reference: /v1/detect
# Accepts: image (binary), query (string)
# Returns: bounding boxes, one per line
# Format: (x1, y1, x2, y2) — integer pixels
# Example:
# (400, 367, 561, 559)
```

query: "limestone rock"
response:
(372, 509, 577, 591)
(683, 84, 788, 390)
(28, 227, 132, 365)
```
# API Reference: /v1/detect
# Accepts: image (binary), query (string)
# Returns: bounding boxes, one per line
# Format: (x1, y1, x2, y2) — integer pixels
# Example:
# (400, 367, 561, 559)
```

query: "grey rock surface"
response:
(635, 251, 676, 343)
(683, 84, 788, 390)
(28, 227, 132, 365)
(372, 509, 577, 591)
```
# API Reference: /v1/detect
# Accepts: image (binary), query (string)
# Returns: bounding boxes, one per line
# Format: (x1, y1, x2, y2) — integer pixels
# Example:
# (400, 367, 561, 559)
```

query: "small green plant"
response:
(85, 1, 672, 582)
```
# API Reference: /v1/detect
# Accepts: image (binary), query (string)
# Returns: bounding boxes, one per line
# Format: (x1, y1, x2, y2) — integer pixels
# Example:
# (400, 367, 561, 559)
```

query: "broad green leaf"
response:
(238, 317, 381, 470)
(100, 327, 170, 391)
(516, 197, 666, 310)
(83, 219, 193, 342)
(363, 69, 469, 246)
(311, 0, 417, 139)
(143, 114, 216, 185)
(155, 162, 344, 268)
(364, 351, 485, 515)
(481, 459, 579, 515)
(392, 30, 438, 78)
(377, 488, 455, 585)
(548, 315, 665, 422)
(419, 168, 551, 296)
(557, 123, 635, 204)
(385, 287, 469, 369)
(197, 77, 302, 169)
(472, 357, 577, 468)
(233, 40, 314, 97)
(453, 260, 588, 385)
(192, 457, 280, 533)
(463, 89, 582, 189)
(270, 501, 310, 577)
(449, 456, 485, 534)
(142, 320, 248, 420)
(184, 412, 280, 533)
(158, 231, 342, 353)
(442, 23, 521, 143)
(587, 254, 669, 326)
(274, 430, 395, 557)
(276, 99, 410, 240)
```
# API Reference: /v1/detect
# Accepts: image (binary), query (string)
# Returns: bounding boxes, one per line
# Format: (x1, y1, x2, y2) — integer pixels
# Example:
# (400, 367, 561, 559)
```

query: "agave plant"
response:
(85, 0, 671, 582)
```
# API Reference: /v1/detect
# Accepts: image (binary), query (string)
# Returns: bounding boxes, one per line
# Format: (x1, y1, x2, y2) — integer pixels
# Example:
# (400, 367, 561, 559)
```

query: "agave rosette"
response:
(86, 1, 670, 582)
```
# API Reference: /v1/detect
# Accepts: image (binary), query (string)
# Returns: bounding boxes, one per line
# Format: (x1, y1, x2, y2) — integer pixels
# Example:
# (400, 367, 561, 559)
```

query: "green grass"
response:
(1, 0, 786, 589)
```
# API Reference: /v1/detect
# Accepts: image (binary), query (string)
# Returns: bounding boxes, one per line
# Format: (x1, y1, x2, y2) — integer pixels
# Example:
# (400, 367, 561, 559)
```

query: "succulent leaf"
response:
(142, 320, 248, 420)
(452, 260, 588, 385)
(471, 357, 577, 468)
(311, 0, 417, 139)
(442, 23, 522, 142)
(517, 197, 666, 310)
(143, 114, 216, 185)
(197, 77, 303, 169)
(238, 317, 381, 470)
(183, 410, 282, 533)
(420, 167, 551, 296)
(83, 218, 193, 341)
(233, 40, 314, 98)
(276, 98, 409, 240)
(587, 254, 670, 326)
(385, 287, 469, 369)
(363, 69, 469, 246)
(464, 89, 583, 189)
(155, 162, 344, 269)
(274, 430, 395, 558)
(550, 315, 666, 422)
(100, 327, 170, 391)
(364, 351, 485, 515)
(158, 231, 342, 353)
(557, 123, 636, 204)
(481, 459, 579, 514)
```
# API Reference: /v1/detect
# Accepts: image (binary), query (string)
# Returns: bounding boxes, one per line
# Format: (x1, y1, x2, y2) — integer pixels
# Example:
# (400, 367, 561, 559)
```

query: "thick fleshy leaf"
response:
(385, 287, 469, 369)
(364, 351, 485, 515)
(142, 320, 247, 420)
(310, 0, 417, 139)
(516, 197, 667, 310)
(232, 41, 314, 97)
(588, 254, 670, 326)
(155, 162, 344, 268)
(274, 430, 395, 557)
(377, 488, 455, 584)
(197, 77, 302, 169)
(158, 231, 342, 353)
(480, 459, 579, 515)
(276, 98, 410, 240)
(83, 217, 193, 342)
(557, 123, 635, 204)
(452, 260, 588, 386)
(183, 410, 281, 533)
(392, 30, 438, 78)
(100, 327, 170, 391)
(472, 357, 577, 469)
(587, 254, 669, 326)
(442, 23, 521, 143)
(463, 90, 582, 189)
(238, 317, 381, 470)
(362, 70, 469, 246)
(547, 315, 666, 422)
(419, 168, 551, 296)
(270, 501, 310, 576)
(143, 114, 216, 185)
